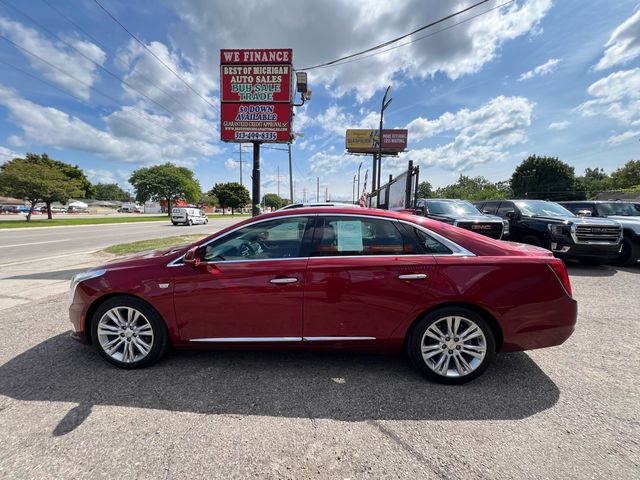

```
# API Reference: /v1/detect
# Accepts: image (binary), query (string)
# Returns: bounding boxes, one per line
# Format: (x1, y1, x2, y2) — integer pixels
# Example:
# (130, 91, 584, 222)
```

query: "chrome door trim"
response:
(190, 337, 302, 343)
(302, 336, 376, 341)
(398, 274, 428, 280)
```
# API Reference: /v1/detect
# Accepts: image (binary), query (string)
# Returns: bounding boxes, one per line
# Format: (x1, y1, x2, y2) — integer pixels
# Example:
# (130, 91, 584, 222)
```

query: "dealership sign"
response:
(346, 129, 408, 154)
(220, 49, 293, 143)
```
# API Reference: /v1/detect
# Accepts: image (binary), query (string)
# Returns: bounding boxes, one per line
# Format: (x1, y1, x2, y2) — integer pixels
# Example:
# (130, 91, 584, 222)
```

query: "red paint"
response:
(220, 103, 292, 143)
(70, 208, 577, 355)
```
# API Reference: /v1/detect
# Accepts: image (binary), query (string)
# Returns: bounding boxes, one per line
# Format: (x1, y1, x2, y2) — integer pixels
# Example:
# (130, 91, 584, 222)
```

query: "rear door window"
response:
(497, 201, 516, 217)
(311, 216, 408, 256)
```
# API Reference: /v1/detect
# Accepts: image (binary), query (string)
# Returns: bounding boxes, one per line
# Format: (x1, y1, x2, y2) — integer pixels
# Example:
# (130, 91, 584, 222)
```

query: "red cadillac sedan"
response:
(69, 207, 577, 384)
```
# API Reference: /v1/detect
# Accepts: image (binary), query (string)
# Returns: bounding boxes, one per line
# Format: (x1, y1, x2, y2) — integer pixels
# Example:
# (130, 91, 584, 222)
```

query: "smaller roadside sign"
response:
(221, 103, 292, 143)
(346, 129, 408, 154)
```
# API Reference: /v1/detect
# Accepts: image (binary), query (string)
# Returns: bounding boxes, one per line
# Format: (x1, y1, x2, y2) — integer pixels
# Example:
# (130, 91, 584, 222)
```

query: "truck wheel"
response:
(614, 237, 640, 267)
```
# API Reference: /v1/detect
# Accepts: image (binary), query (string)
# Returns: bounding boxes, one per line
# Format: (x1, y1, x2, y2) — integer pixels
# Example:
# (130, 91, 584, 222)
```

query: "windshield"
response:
(515, 200, 574, 217)
(597, 202, 640, 216)
(427, 201, 481, 216)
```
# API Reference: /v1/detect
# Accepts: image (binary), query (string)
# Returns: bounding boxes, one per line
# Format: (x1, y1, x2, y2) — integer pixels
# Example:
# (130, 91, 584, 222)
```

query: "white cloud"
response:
(0, 85, 220, 166)
(518, 58, 561, 81)
(576, 68, 640, 126)
(549, 121, 570, 130)
(308, 151, 359, 175)
(595, 9, 640, 71)
(404, 95, 534, 171)
(607, 130, 640, 145)
(0, 16, 105, 100)
(169, 0, 552, 102)
(86, 168, 132, 189)
(0, 146, 21, 164)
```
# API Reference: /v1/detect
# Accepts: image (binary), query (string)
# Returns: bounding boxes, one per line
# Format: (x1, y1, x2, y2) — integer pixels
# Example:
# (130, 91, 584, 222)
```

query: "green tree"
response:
(93, 183, 130, 202)
(576, 167, 611, 198)
(27, 153, 95, 219)
(511, 155, 585, 200)
(416, 181, 434, 199)
(432, 175, 511, 201)
(129, 163, 201, 215)
(209, 182, 250, 215)
(263, 193, 284, 210)
(610, 160, 640, 189)
(198, 193, 218, 208)
(0, 157, 83, 221)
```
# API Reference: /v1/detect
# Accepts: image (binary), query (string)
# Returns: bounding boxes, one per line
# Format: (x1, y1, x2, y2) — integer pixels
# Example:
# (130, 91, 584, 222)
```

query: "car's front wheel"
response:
(408, 307, 496, 384)
(91, 296, 169, 368)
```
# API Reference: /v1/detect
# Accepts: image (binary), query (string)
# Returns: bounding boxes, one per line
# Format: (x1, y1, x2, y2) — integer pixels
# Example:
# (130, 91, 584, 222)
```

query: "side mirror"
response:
(505, 210, 517, 220)
(576, 209, 592, 217)
(184, 246, 201, 268)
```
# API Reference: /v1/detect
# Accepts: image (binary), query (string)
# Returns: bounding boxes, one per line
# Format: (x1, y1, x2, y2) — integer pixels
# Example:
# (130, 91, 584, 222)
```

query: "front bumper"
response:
(550, 239, 621, 260)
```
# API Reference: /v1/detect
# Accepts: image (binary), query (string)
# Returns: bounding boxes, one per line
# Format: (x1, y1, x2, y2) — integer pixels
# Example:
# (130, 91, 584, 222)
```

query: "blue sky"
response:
(0, 0, 639, 202)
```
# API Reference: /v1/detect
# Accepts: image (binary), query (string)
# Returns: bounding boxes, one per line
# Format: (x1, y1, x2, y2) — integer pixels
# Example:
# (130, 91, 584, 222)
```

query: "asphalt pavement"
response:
(0, 260, 638, 479)
(0, 216, 242, 265)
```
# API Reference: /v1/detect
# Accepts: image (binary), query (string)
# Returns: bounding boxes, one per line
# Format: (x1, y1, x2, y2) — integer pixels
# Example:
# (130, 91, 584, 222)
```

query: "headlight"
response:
(548, 224, 565, 235)
(70, 269, 106, 301)
(502, 220, 510, 234)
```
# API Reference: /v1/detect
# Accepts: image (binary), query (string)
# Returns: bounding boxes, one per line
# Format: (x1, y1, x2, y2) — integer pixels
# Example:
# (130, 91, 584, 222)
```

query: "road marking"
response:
(0, 250, 98, 268)
(0, 239, 71, 248)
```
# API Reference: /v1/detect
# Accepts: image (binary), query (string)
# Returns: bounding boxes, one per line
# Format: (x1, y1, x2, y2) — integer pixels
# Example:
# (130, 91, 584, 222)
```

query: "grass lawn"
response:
(103, 234, 207, 255)
(0, 213, 250, 228)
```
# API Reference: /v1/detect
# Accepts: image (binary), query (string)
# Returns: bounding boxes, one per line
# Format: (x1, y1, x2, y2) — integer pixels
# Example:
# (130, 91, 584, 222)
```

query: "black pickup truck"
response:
(414, 199, 508, 239)
(559, 201, 640, 266)
(474, 199, 623, 264)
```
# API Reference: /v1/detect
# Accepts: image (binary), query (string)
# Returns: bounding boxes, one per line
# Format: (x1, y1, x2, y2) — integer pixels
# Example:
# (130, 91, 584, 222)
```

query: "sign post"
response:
(220, 48, 293, 215)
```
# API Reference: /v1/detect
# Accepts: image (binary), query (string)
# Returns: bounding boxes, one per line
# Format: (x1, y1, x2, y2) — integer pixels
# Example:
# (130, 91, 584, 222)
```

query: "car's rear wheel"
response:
(408, 307, 496, 384)
(171, 221, 178, 226)
(91, 296, 168, 369)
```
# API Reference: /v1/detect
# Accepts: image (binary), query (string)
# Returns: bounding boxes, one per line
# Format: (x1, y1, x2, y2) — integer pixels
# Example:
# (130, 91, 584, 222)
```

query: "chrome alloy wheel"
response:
(420, 316, 487, 378)
(97, 306, 154, 363)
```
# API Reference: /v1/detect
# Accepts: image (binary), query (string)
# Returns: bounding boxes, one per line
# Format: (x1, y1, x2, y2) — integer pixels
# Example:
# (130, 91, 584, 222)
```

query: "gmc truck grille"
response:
(573, 225, 622, 244)
(456, 222, 503, 239)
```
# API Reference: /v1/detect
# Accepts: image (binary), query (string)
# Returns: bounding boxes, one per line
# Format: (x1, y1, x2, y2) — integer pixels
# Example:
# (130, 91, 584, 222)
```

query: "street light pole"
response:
(352, 174, 356, 204)
(378, 85, 392, 196)
(357, 161, 362, 198)
(288, 143, 293, 203)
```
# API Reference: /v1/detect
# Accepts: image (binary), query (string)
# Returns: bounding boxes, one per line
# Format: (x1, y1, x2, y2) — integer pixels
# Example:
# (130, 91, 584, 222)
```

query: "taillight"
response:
(548, 259, 572, 297)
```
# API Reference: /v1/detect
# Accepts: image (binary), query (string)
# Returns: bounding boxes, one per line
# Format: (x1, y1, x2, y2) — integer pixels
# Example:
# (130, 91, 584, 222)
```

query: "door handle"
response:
(398, 274, 428, 280)
(270, 277, 299, 284)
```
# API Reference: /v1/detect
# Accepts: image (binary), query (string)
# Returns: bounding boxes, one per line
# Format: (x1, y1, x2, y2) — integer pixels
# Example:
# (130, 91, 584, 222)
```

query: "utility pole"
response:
(288, 143, 293, 203)
(303, 188, 306, 203)
(239, 143, 243, 186)
(317, 177, 320, 202)
(352, 174, 356, 204)
(277, 166, 281, 197)
(378, 85, 392, 196)
(252, 142, 261, 216)
(325, 186, 328, 202)
(357, 161, 362, 198)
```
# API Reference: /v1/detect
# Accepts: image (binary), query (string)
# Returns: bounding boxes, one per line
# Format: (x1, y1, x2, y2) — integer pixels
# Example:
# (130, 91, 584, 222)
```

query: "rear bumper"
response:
(500, 295, 578, 352)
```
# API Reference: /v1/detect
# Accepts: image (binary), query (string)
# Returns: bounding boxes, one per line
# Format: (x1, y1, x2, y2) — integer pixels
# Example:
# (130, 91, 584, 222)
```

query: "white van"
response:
(171, 207, 208, 226)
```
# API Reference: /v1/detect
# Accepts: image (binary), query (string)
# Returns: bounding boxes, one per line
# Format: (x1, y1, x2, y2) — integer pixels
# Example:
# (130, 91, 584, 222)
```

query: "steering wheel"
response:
(238, 241, 256, 257)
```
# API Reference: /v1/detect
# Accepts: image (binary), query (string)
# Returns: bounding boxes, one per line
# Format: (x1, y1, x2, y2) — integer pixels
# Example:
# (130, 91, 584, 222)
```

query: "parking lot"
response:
(0, 258, 638, 479)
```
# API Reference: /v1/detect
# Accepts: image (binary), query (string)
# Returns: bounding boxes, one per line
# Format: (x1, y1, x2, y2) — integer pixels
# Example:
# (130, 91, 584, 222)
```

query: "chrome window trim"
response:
(167, 211, 475, 267)
(190, 337, 302, 343)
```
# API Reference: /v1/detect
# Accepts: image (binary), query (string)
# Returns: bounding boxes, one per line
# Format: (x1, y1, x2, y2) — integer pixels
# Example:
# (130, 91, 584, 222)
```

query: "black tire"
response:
(614, 237, 640, 267)
(188, 219, 193, 226)
(407, 307, 496, 385)
(91, 296, 169, 369)
(171, 221, 178, 226)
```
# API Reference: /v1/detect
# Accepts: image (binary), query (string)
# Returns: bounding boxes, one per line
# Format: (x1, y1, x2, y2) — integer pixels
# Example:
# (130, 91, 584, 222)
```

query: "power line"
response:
(92, 0, 217, 111)
(38, 0, 202, 117)
(308, 0, 515, 70)
(0, 34, 212, 146)
(0, 0, 194, 127)
(300, 0, 491, 71)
